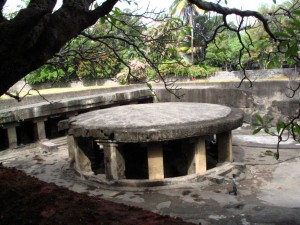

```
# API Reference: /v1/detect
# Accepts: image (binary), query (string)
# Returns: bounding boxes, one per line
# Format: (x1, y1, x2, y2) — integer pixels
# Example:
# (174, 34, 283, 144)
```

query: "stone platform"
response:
(67, 103, 244, 183)
(68, 103, 243, 142)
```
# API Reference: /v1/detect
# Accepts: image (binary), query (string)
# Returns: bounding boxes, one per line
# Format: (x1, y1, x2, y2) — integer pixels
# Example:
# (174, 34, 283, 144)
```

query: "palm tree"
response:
(170, 0, 203, 64)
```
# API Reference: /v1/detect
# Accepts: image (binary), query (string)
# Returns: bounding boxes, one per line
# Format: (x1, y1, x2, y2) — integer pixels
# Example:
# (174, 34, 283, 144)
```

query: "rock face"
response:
(68, 102, 244, 143)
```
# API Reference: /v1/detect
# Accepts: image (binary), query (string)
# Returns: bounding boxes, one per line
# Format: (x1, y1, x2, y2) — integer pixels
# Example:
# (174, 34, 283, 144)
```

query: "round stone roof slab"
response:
(69, 103, 243, 142)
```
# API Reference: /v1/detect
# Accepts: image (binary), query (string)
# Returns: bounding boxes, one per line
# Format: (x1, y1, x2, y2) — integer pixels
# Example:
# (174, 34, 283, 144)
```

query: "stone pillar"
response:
(194, 137, 206, 175)
(73, 137, 93, 174)
(67, 135, 76, 163)
(101, 141, 125, 180)
(217, 131, 232, 163)
(147, 143, 164, 180)
(33, 118, 47, 141)
(182, 141, 195, 175)
(4, 123, 19, 149)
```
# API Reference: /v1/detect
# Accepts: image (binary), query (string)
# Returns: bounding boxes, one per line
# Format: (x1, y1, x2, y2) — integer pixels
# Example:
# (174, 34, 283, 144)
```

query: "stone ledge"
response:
(0, 88, 152, 124)
(70, 161, 246, 190)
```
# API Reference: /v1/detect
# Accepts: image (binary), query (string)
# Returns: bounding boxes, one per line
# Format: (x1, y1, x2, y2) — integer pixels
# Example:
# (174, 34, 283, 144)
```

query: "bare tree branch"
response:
(5, 81, 53, 103)
(188, 0, 277, 41)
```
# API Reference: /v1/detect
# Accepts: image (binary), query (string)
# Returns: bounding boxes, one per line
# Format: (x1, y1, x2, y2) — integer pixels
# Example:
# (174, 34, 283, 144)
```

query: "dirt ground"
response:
(0, 164, 193, 225)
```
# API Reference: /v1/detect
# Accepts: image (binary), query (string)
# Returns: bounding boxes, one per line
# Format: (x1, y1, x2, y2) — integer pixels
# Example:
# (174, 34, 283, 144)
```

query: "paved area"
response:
(1, 127, 300, 225)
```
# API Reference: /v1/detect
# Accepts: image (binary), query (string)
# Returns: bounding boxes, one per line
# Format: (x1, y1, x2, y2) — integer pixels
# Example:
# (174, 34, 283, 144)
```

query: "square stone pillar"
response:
(194, 137, 206, 175)
(72, 137, 93, 174)
(101, 141, 125, 180)
(67, 135, 76, 163)
(33, 118, 47, 141)
(217, 131, 232, 163)
(147, 143, 164, 180)
(182, 140, 195, 175)
(4, 123, 19, 149)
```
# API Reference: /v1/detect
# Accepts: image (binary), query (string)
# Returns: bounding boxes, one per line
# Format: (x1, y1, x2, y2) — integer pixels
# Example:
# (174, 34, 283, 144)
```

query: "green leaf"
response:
(267, 118, 274, 124)
(274, 31, 290, 38)
(100, 17, 106, 24)
(276, 122, 285, 133)
(267, 59, 281, 69)
(286, 58, 296, 65)
(292, 124, 300, 135)
(285, 43, 298, 58)
(264, 128, 269, 133)
(289, 19, 300, 29)
(279, 40, 289, 48)
(285, 27, 295, 36)
(253, 127, 262, 135)
(113, 7, 121, 17)
(273, 0, 276, 3)
(256, 114, 264, 125)
(293, 9, 300, 16)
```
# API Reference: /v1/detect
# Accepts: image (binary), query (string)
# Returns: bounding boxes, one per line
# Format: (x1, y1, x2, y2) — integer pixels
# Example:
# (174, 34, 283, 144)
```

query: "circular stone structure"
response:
(67, 103, 243, 184)
(69, 103, 243, 142)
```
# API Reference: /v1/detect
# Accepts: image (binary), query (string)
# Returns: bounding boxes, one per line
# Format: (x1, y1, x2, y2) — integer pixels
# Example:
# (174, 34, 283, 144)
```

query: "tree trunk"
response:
(189, 4, 194, 65)
(0, 0, 118, 96)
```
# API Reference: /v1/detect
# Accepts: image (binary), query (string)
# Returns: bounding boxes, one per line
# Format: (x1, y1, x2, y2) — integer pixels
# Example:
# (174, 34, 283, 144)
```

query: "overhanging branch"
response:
(188, 0, 277, 41)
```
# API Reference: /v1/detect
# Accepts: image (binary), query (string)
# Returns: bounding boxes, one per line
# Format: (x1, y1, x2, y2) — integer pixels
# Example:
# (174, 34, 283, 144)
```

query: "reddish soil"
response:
(0, 164, 194, 225)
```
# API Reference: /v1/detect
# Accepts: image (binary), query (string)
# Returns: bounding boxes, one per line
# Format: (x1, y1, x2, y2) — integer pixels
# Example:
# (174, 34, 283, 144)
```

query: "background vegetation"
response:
(21, 0, 299, 86)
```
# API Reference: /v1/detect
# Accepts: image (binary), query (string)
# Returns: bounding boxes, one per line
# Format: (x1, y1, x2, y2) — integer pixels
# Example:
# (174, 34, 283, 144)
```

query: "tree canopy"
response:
(1, 0, 299, 95)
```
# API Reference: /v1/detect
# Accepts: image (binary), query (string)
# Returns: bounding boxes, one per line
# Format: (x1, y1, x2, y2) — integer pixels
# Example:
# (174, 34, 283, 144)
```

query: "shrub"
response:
(116, 59, 150, 84)
(147, 61, 219, 80)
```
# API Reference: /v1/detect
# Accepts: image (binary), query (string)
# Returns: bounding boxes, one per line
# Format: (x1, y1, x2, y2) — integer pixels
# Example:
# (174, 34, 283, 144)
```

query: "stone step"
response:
(49, 136, 67, 146)
(205, 162, 245, 184)
(39, 136, 67, 151)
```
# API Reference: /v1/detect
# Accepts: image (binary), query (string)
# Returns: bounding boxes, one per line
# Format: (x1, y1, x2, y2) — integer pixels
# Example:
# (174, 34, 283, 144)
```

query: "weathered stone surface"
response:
(67, 135, 76, 163)
(1, 81, 298, 127)
(155, 87, 253, 109)
(0, 88, 152, 124)
(68, 103, 244, 142)
(102, 142, 125, 180)
(217, 131, 232, 163)
(73, 137, 93, 174)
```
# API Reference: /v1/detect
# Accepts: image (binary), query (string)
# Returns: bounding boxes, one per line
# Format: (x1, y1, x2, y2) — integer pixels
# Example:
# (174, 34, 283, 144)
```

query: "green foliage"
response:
(24, 9, 143, 84)
(205, 31, 242, 70)
(25, 6, 186, 84)
(26, 66, 66, 84)
(148, 60, 218, 80)
(247, 0, 300, 69)
(253, 114, 300, 160)
(252, 114, 273, 135)
(116, 59, 150, 84)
